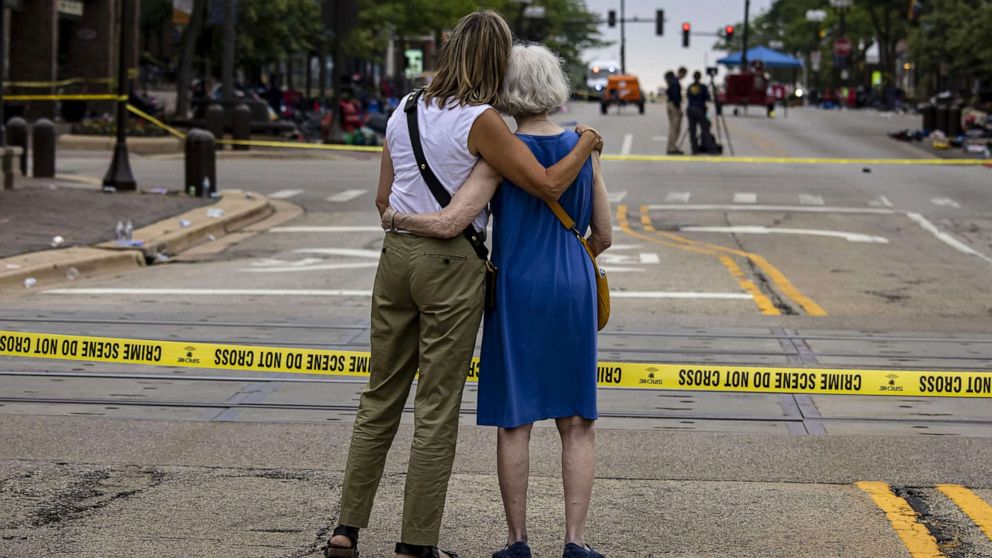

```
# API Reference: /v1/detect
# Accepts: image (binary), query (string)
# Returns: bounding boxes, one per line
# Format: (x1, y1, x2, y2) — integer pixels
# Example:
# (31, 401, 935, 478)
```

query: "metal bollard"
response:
(32, 118, 56, 178)
(935, 106, 949, 135)
(184, 129, 218, 196)
(2, 147, 16, 190)
(921, 104, 936, 132)
(205, 104, 225, 150)
(948, 106, 963, 138)
(7, 117, 28, 175)
(231, 103, 251, 151)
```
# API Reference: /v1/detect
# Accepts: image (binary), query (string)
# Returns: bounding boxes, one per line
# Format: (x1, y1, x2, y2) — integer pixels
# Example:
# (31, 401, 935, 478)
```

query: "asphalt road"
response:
(2, 102, 991, 557)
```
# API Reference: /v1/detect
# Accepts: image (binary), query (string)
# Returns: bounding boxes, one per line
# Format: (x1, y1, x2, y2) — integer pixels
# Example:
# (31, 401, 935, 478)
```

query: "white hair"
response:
(497, 44, 571, 117)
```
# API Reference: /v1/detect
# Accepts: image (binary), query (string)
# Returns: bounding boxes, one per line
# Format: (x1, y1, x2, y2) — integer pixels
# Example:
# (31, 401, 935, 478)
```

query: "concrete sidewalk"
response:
(0, 177, 276, 294)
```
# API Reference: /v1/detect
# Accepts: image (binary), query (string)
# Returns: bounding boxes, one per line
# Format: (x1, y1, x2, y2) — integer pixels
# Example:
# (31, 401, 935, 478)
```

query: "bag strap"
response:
(545, 199, 600, 267)
(404, 90, 489, 261)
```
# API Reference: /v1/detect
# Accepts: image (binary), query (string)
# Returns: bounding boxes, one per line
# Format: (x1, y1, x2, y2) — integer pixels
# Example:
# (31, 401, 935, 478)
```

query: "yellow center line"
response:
(601, 154, 990, 166)
(616, 205, 779, 315)
(936, 485, 992, 541)
(638, 204, 827, 317)
(857, 482, 944, 558)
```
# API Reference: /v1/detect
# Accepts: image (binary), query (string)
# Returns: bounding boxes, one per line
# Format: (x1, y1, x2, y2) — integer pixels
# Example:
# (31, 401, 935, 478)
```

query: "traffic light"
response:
(655, 9, 665, 36)
(608, 10, 616, 28)
(682, 22, 691, 48)
(724, 25, 735, 42)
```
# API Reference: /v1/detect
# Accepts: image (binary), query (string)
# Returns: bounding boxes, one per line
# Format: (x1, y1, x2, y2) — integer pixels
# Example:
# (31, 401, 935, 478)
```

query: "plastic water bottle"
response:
(201, 177, 211, 197)
(124, 220, 134, 241)
(115, 221, 125, 242)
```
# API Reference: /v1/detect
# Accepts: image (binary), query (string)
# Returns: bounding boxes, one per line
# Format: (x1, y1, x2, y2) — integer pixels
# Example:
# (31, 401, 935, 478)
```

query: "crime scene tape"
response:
(126, 104, 187, 139)
(3, 77, 114, 89)
(2, 94, 125, 102)
(2, 329, 991, 397)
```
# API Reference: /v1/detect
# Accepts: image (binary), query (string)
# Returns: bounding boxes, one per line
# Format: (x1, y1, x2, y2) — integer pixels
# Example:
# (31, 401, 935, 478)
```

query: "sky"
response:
(580, 0, 774, 93)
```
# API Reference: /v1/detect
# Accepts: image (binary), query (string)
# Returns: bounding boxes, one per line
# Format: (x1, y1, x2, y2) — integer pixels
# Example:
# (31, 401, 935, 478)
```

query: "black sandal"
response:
(395, 542, 460, 558)
(325, 525, 360, 557)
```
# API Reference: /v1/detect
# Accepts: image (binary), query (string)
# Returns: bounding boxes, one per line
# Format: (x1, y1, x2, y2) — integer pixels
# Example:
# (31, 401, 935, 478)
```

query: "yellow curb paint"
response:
(937, 485, 992, 541)
(635, 205, 826, 316)
(2, 329, 992, 396)
(857, 482, 945, 558)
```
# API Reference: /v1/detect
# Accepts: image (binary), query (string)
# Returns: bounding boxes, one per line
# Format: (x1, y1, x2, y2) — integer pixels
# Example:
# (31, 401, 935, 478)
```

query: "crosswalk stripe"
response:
(930, 197, 961, 209)
(620, 133, 633, 156)
(733, 192, 757, 204)
(327, 189, 368, 202)
(268, 189, 305, 199)
(868, 196, 894, 208)
(799, 194, 825, 206)
(937, 485, 992, 541)
(665, 191, 691, 203)
(607, 190, 628, 203)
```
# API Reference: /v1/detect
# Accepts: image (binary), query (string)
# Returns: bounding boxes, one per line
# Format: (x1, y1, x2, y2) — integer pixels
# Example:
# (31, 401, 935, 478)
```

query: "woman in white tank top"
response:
(326, 11, 603, 558)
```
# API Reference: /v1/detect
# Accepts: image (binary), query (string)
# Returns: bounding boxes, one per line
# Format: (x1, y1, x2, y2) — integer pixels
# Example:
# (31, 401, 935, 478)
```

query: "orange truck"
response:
(600, 74, 645, 114)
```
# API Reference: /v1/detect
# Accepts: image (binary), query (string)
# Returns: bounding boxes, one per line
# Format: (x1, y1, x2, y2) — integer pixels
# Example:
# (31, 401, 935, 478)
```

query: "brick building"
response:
(3, 0, 140, 119)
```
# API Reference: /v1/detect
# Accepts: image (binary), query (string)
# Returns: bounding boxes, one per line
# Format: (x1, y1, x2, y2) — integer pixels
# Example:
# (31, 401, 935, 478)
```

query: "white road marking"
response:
(268, 189, 305, 199)
(620, 133, 633, 156)
(906, 213, 992, 265)
(608, 244, 643, 250)
(607, 190, 628, 203)
(868, 196, 894, 208)
(639, 253, 661, 264)
(665, 191, 691, 203)
(271, 226, 383, 233)
(680, 226, 889, 244)
(799, 194, 825, 206)
(44, 288, 752, 300)
(651, 135, 666, 142)
(294, 248, 382, 259)
(733, 192, 757, 204)
(327, 189, 368, 202)
(243, 262, 380, 273)
(646, 204, 896, 215)
(598, 266, 645, 273)
(930, 197, 961, 209)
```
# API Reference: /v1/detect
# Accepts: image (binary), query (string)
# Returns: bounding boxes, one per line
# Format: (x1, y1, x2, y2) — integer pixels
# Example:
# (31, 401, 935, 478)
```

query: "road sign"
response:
(834, 37, 852, 57)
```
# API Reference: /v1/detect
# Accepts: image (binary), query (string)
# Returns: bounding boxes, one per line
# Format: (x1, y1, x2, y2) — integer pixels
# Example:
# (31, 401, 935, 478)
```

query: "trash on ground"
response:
(206, 208, 224, 218)
(862, 167, 872, 173)
(207, 234, 216, 241)
(65, 267, 80, 281)
(147, 188, 168, 195)
(179, 219, 192, 228)
(23, 277, 36, 289)
(5, 263, 22, 270)
(50, 235, 64, 247)
(154, 253, 170, 263)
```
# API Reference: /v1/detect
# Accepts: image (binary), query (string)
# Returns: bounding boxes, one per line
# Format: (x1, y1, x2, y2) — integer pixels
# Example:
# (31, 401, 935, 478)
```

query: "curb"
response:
(58, 134, 183, 155)
(0, 190, 273, 294)
(98, 190, 274, 259)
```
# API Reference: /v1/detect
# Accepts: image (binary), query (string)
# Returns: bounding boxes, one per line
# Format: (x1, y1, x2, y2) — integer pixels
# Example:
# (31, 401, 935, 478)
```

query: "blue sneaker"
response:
(493, 541, 532, 558)
(563, 543, 604, 558)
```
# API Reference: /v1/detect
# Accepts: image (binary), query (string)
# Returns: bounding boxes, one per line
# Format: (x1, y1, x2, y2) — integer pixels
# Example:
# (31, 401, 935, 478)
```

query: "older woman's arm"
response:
(374, 143, 394, 217)
(382, 160, 500, 239)
(468, 110, 602, 202)
(586, 152, 612, 257)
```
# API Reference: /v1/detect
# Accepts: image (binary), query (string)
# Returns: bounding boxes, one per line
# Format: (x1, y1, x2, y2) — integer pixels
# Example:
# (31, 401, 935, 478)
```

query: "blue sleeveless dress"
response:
(477, 131, 598, 428)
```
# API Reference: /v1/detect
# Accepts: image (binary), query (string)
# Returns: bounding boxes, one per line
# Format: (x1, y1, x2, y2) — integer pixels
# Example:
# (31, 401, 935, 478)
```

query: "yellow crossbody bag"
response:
(545, 200, 610, 331)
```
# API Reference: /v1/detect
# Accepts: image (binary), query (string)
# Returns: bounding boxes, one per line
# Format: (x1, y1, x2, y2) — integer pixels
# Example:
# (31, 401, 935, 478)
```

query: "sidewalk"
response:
(0, 176, 275, 293)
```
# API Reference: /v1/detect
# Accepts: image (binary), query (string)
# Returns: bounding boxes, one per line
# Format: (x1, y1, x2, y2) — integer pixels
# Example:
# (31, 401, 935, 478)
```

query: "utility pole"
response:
(102, 0, 136, 191)
(620, 0, 626, 74)
(0, 3, 7, 146)
(222, 0, 235, 104)
(741, 0, 750, 70)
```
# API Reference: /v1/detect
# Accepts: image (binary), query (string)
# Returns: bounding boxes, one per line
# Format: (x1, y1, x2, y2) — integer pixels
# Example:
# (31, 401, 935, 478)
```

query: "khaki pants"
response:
(666, 101, 683, 153)
(338, 232, 485, 545)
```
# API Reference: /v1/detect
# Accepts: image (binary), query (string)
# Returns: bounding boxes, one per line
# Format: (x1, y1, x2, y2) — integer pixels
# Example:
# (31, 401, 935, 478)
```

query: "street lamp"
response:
(102, 0, 136, 191)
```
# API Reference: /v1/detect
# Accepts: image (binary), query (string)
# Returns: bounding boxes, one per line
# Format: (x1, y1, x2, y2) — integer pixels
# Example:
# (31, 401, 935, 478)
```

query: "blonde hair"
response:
(424, 10, 513, 109)
(497, 44, 571, 117)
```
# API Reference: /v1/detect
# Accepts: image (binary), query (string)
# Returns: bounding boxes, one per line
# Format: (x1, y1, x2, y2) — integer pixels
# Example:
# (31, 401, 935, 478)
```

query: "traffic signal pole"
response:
(620, 0, 626, 74)
(741, 0, 750, 69)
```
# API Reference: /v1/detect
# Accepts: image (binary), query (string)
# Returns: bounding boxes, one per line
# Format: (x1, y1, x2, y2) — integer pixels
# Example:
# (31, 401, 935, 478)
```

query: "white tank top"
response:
(386, 93, 491, 233)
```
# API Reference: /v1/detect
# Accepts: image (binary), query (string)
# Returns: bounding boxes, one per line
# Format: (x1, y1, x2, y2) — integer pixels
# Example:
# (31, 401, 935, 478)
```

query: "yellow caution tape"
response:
(126, 104, 187, 139)
(3, 94, 125, 102)
(3, 77, 114, 89)
(2, 330, 990, 397)
(601, 154, 990, 166)
(216, 138, 384, 152)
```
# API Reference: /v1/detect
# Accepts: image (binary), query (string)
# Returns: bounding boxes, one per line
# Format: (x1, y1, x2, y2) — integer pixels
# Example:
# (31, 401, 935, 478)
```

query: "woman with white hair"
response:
(385, 43, 612, 558)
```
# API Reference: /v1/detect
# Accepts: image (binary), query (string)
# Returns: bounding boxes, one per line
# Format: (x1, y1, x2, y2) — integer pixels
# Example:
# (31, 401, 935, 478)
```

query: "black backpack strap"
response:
(404, 91, 489, 261)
